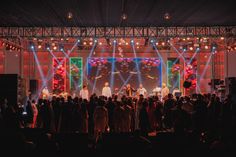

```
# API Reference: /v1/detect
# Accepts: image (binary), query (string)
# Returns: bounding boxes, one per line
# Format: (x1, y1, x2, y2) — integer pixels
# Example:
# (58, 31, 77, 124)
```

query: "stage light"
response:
(30, 45, 34, 50)
(189, 47, 193, 51)
(60, 38, 64, 41)
(67, 12, 73, 19)
(130, 39, 134, 44)
(183, 38, 186, 41)
(77, 39, 80, 42)
(161, 42, 165, 46)
(183, 46, 187, 51)
(83, 41, 87, 45)
(137, 46, 140, 49)
(220, 37, 224, 40)
(59, 44, 64, 51)
(196, 47, 200, 51)
(94, 39, 98, 43)
(187, 37, 190, 40)
(164, 12, 170, 20)
(53, 46, 57, 50)
(113, 39, 117, 44)
(156, 42, 158, 46)
(121, 13, 127, 20)
(89, 42, 93, 45)
(125, 42, 129, 45)
(150, 39, 154, 43)
(99, 42, 102, 45)
(38, 45, 42, 49)
(204, 45, 209, 49)
(136, 42, 139, 45)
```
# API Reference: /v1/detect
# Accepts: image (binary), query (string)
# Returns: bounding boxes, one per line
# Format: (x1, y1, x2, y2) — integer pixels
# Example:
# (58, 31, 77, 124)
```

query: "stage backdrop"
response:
(87, 57, 162, 96)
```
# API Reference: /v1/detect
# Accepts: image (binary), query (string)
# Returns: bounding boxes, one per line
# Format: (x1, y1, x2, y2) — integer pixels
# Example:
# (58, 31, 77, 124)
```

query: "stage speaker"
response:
(0, 74, 18, 106)
(29, 79, 38, 95)
(225, 77, 236, 94)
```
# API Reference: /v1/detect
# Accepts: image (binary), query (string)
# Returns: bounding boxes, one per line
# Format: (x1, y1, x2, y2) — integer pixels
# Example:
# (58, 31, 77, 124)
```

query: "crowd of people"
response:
(1, 86, 235, 144)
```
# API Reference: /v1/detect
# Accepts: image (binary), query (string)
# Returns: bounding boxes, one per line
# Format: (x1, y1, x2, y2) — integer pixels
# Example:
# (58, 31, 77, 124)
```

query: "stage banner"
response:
(167, 58, 180, 93)
(69, 57, 83, 90)
(52, 57, 66, 94)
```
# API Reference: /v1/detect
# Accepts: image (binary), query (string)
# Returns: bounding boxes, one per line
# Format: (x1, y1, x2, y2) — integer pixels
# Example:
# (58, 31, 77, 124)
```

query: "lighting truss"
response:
(0, 26, 236, 38)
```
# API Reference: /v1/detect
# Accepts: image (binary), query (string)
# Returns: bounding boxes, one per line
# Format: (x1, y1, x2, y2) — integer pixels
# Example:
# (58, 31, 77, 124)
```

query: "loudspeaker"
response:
(29, 79, 38, 95)
(0, 74, 18, 106)
(225, 77, 236, 95)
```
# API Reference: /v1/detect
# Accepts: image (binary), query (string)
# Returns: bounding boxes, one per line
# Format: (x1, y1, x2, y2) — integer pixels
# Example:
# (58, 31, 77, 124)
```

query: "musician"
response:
(42, 87, 49, 99)
(161, 83, 169, 101)
(102, 82, 112, 98)
(137, 84, 147, 98)
(152, 86, 162, 98)
(125, 84, 136, 97)
(80, 85, 89, 100)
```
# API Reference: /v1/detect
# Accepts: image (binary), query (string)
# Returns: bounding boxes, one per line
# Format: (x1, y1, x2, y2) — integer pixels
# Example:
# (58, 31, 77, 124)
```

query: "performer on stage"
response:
(125, 84, 136, 97)
(80, 85, 89, 100)
(42, 86, 49, 99)
(137, 84, 147, 98)
(152, 86, 162, 98)
(102, 82, 112, 98)
(161, 83, 169, 101)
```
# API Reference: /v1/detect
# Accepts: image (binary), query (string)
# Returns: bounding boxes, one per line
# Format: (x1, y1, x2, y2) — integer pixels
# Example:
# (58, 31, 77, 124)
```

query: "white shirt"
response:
(80, 89, 89, 100)
(161, 87, 169, 99)
(102, 86, 112, 98)
(137, 87, 147, 96)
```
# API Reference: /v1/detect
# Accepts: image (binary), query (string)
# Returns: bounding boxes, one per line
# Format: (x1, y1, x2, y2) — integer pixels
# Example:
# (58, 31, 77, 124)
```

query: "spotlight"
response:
(136, 42, 139, 45)
(89, 42, 93, 45)
(130, 39, 134, 44)
(45, 43, 50, 50)
(38, 45, 42, 49)
(53, 46, 57, 50)
(150, 39, 154, 43)
(30, 45, 34, 50)
(113, 39, 117, 44)
(220, 37, 224, 40)
(77, 39, 81, 42)
(164, 12, 170, 20)
(67, 12, 73, 19)
(59, 44, 64, 51)
(189, 47, 193, 51)
(183, 45, 187, 51)
(161, 42, 165, 46)
(83, 41, 87, 45)
(156, 42, 159, 46)
(196, 47, 200, 51)
(125, 42, 129, 45)
(121, 13, 127, 20)
(204, 45, 209, 50)
(94, 39, 98, 43)
(99, 42, 102, 45)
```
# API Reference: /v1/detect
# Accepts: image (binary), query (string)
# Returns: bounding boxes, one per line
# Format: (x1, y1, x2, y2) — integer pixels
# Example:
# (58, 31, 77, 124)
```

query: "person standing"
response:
(31, 100, 38, 128)
(137, 84, 147, 98)
(161, 83, 169, 101)
(80, 85, 89, 100)
(125, 84, 136, 97)
(102, 82, 112, 98)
